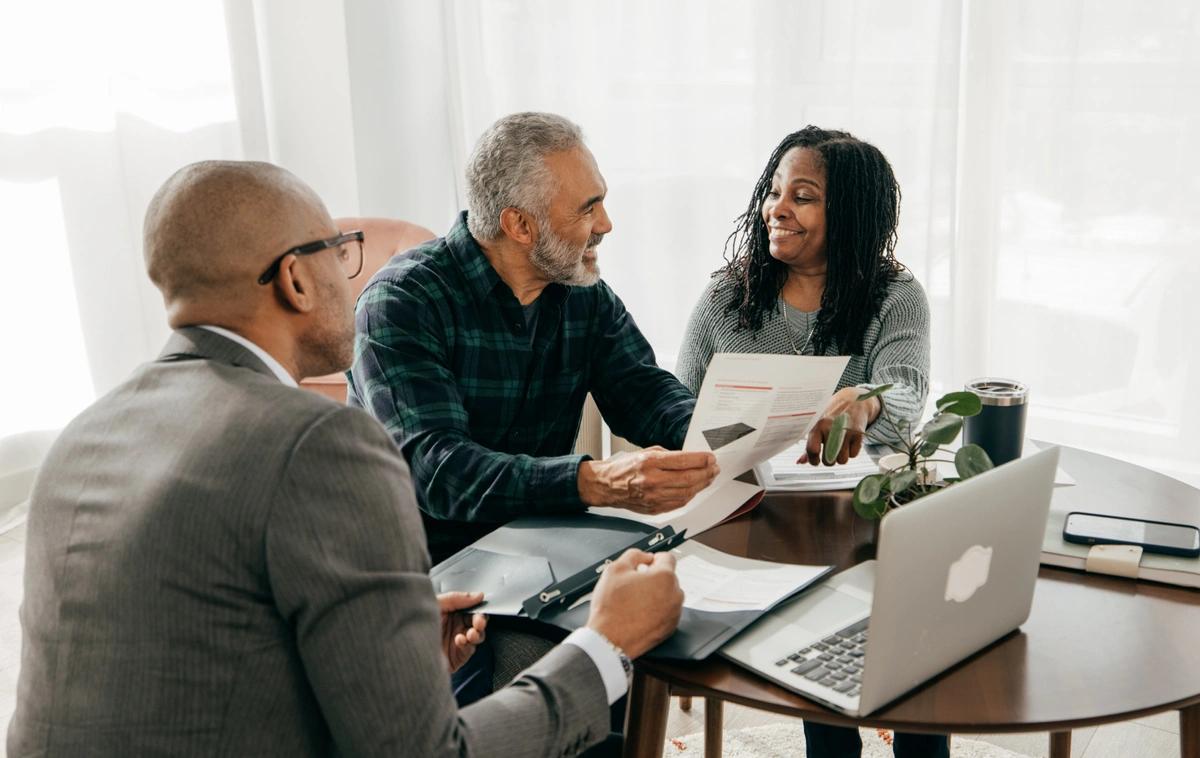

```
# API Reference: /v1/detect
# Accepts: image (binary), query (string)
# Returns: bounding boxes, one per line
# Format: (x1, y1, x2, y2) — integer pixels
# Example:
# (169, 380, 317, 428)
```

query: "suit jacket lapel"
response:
(158, 327, 279, 382)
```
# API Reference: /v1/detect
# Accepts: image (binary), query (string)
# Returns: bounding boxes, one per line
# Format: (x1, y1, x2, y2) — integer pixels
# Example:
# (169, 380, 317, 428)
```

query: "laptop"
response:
(721, 446, 1060, 717)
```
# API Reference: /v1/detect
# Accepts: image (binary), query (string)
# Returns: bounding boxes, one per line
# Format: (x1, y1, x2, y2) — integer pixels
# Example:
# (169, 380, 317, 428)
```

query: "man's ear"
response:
(274, 255, 315, 314)
(498, 207, 537, 246)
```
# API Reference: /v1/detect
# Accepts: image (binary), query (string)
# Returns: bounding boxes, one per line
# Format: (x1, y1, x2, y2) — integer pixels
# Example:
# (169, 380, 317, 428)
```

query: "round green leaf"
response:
(856, 383, 893, 402)
(936, 391, 983, 417)
(918, 413, 963, 447)
(918, 439, 941, 458)
(855, 497, 888, 520)
(823, 412, 849, 465)
(855, 473, 884, 504)
(954, 444, 994, 479)
(889, 469, 919, 494)
(853, 478, 888, 520)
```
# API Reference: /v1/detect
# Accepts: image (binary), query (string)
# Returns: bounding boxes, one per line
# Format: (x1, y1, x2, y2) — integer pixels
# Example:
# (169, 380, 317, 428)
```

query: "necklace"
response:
(782, 303, 816, 355)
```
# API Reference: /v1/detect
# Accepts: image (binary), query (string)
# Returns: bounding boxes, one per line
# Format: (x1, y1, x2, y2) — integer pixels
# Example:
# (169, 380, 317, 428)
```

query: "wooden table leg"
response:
(1049, 731, 1071, 758)
(680, 696, 692, 712)
(704, 698, 723, 758)
(1182, 703, 1200, 758)
(623, 669, 671, 758)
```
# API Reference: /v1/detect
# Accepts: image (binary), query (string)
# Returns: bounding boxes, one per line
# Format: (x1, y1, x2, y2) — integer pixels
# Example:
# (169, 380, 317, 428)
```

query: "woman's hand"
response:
(799, 387, 882, 465)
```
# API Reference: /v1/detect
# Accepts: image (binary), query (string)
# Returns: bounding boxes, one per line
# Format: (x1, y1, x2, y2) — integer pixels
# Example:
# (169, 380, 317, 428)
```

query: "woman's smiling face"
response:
(761, 147, 828, 268)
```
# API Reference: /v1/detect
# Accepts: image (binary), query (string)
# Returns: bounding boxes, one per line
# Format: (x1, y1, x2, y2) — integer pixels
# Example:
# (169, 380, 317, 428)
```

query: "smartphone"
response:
(1063, 511, 1200, 558)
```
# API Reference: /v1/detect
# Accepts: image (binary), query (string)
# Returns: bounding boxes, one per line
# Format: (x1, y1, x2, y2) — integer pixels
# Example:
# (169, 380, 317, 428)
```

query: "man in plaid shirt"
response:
(350, 113, 718, 706)
(349, 114, 718, 553)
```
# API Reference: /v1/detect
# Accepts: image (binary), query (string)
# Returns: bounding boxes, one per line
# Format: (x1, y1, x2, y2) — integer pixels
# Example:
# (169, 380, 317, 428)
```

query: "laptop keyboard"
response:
(773, 617, 868, 698)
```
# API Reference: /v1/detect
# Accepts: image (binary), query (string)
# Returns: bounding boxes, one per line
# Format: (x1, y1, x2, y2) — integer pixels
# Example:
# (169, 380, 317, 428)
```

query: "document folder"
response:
(431, 513, 657, 617)
(522, 526, 686, 620)
(430, 514, 831, 660)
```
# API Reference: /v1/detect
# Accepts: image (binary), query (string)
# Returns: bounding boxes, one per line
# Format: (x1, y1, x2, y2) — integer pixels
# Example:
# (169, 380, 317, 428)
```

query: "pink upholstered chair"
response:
(299, 217, 437, 403)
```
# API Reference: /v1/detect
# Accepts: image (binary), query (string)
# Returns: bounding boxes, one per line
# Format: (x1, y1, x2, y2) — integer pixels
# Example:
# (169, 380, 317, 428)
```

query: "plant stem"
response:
(876, 403, 909, 455)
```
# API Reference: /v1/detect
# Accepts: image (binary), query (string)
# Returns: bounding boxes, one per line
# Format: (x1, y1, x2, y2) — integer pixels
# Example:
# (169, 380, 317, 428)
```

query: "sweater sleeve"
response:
(675, 278, 723, 395)
(860, 275, 931, 448)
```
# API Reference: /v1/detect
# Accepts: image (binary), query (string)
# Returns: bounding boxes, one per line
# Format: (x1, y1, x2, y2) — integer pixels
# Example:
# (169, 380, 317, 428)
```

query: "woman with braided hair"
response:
(678, 130, 940, 756)
(677, 126, 932, 478)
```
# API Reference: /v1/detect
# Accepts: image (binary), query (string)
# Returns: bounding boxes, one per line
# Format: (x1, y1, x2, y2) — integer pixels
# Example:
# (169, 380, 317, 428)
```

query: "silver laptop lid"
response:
(857, 446, 1060, 714)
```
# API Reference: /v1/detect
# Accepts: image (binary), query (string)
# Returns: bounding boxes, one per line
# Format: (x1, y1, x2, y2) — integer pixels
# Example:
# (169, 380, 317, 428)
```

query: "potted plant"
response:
(823, 384, 995, 520)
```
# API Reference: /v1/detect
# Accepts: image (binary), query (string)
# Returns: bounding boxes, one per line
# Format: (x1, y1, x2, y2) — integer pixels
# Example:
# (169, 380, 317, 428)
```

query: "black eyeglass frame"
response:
(257, 230, 366, 285)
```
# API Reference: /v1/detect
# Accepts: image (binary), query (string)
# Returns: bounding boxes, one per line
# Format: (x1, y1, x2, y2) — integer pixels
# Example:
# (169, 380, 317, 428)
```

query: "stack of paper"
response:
(673, 541, 831, 612)
(755, 443, 878, 491)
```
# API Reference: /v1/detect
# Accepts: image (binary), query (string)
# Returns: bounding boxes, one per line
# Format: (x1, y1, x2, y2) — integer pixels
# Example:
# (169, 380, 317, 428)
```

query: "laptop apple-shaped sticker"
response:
(945, 545, 993, 603)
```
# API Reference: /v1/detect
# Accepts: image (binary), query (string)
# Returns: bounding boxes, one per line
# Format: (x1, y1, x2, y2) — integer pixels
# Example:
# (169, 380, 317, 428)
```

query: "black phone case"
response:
(1063, 511, 1200, 558)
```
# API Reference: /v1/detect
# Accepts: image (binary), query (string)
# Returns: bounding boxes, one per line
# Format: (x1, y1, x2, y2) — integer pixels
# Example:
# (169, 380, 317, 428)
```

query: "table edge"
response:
(647, 668, 1200, 734)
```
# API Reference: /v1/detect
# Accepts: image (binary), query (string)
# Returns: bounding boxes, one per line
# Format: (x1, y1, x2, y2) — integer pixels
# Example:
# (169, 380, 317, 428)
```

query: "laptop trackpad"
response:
(723, 567, 873, 665)
(789, 584, 871, 636)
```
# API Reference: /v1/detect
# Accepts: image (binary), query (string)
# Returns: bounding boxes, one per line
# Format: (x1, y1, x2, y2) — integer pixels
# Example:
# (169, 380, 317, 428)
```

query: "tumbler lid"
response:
(965, 378, 1028, 406)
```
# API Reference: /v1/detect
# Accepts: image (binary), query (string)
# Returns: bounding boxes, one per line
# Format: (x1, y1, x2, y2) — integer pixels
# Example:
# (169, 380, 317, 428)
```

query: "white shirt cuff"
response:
(562, 627, 628, 705)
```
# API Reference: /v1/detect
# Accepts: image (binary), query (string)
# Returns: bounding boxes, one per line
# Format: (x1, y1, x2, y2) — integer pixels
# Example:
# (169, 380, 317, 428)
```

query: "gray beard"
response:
(530, 226, 600, 287)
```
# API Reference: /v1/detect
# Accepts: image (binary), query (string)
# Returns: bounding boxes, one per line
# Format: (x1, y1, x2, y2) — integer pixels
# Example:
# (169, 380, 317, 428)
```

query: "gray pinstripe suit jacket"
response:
(7, 328, 610, 757)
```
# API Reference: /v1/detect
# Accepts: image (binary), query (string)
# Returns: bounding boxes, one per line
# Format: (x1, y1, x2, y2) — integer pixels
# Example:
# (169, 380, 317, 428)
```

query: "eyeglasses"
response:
(257, 230, 365, 285)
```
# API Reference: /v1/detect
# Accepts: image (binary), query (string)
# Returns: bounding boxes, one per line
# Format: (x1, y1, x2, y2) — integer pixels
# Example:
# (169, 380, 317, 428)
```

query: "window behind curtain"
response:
(0, 0, 241, 439)
(441, 0, 1200, 484)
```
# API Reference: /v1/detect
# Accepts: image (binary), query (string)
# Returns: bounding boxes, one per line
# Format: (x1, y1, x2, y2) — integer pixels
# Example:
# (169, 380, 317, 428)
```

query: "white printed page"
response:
(588, 478, 763, 535)
(683, 353, 849, 481)
(588, 353, 848, 535)
(673, 541, 830, 613)
(756, 443, 878, 491)
(567, 539, 831, 614)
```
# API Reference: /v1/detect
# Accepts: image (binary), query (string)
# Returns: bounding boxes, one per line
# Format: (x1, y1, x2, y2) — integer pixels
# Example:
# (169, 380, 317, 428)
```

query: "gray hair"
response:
(465, 112, 584, 241)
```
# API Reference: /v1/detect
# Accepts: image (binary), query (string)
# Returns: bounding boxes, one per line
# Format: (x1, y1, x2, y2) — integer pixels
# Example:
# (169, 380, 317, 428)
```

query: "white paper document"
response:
(589, 477, 764, 536)
(683, 353, 850, 480)
(567, 540, 832, 614)
(589, 353, 849, 535)
(674, 541, 831, 613)
(755, 443, 878, 491)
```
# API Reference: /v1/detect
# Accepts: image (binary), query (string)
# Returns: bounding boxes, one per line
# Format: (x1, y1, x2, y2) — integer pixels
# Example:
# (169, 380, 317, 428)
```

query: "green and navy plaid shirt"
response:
(349, 212, 695, 562)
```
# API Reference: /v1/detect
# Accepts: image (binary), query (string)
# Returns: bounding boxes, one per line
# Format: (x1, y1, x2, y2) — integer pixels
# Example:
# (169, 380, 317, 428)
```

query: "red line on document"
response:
(766, 411, 817, 419)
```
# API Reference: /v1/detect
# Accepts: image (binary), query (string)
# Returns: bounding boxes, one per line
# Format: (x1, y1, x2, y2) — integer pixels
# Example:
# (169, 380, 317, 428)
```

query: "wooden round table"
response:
(622, 446, 1200, 757)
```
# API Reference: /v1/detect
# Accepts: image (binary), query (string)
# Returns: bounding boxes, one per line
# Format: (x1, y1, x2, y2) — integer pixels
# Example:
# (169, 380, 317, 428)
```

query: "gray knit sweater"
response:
(675, 273, 931, 447)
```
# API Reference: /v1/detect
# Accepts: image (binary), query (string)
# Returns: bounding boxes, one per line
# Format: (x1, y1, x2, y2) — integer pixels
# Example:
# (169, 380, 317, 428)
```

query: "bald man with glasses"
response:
(7, 160, 684, 758)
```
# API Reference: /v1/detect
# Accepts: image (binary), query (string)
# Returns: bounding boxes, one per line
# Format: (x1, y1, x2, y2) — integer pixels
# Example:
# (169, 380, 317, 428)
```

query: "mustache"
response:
(586, 233, 605, 248)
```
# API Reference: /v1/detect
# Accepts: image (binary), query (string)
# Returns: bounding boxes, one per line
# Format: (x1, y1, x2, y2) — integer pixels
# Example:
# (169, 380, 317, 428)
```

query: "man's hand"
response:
(799, 387, 881, 466)
(586, 549, 683, 659)
(437, 591, 487, 673)
(578, 447, 718, 514)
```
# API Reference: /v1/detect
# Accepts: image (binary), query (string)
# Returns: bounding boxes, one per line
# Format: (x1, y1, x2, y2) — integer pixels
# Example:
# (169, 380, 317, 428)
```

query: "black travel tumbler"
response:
(963, 378, 1028, 466)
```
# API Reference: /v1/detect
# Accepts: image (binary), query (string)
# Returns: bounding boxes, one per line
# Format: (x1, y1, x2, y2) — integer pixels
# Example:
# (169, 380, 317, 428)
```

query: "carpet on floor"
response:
(664, 723, 1035, 757)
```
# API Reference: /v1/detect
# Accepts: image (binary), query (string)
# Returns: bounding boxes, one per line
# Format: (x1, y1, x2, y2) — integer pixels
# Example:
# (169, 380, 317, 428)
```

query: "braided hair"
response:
(717, 126, 904, 356)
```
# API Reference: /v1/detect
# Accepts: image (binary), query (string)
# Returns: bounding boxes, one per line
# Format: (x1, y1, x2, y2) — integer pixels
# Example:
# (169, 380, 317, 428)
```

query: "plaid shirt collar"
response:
(446, 211, 569, 309)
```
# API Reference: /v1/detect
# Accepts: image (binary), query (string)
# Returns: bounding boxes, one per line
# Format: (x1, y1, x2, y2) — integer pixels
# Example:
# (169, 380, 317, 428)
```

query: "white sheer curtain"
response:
(0, 0, 372, 440)
(3, 0, 1198, 485)
(433, 0, 1200, 483)
(0, 1, 242, 437)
